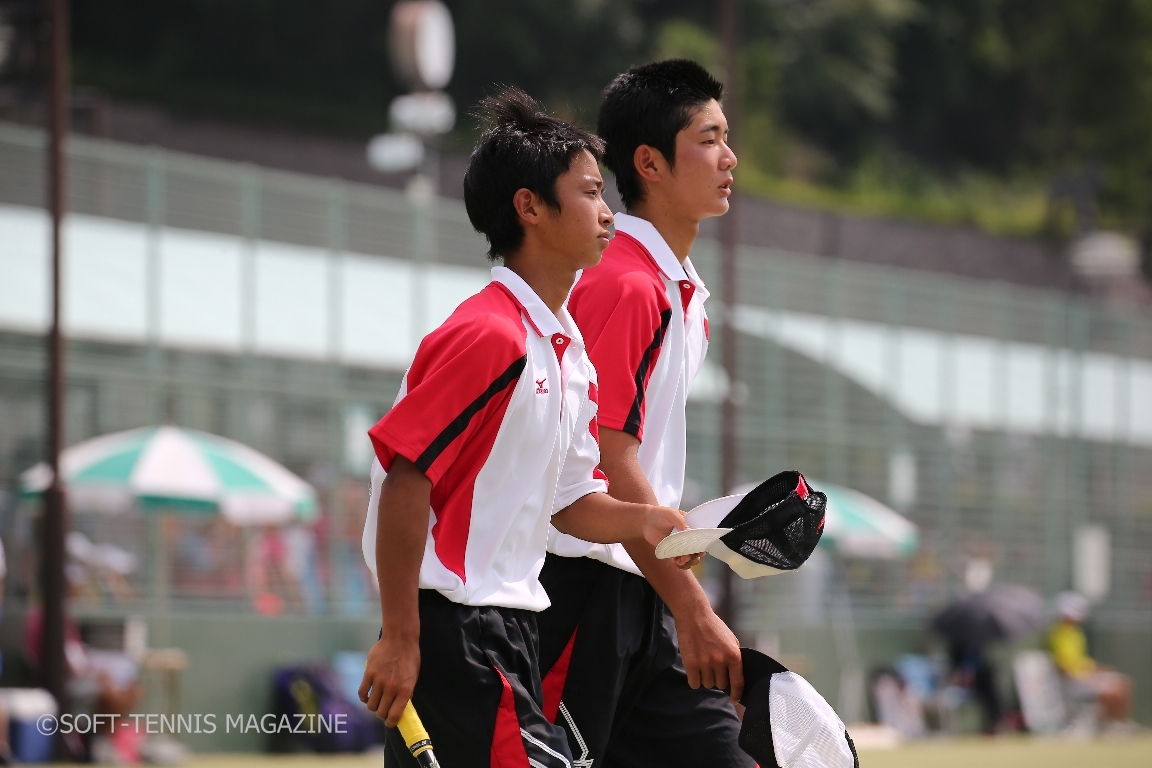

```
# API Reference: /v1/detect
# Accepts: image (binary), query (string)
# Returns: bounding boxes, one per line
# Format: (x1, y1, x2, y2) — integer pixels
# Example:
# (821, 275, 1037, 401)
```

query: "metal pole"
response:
(326, 186, 347, 615)
(145, 150, 165, 424)
(41, 0, 70, 735)
(717, 0, 741, 628)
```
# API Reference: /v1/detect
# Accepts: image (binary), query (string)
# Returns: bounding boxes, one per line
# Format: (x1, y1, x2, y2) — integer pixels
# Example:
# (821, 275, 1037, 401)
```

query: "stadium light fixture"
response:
(367, 1, 457, 175)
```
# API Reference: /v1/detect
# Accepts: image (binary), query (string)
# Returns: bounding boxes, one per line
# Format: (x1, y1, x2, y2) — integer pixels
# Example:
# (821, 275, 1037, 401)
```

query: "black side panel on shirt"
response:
(623, 308, 672, 437)
(414, 355, 527, 472)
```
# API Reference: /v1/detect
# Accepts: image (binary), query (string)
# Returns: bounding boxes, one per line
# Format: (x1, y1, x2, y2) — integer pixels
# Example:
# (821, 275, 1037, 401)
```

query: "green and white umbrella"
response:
(815, 480, 918, 559)
(21, 426, 318, 526)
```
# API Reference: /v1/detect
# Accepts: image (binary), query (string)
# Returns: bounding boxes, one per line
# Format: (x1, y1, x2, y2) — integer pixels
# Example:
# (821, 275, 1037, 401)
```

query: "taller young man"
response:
(357, 89, 693, 767)
(538, 60, 754, 766)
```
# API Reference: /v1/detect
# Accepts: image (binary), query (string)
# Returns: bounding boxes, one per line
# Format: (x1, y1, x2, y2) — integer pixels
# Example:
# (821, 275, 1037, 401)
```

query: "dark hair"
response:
(598, 60, 724, 208)
(463, 87, 606, 260)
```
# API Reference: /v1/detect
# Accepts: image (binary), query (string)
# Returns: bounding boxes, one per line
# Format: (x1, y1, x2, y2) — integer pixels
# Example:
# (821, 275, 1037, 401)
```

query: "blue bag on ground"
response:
(269, 665, 382, 752)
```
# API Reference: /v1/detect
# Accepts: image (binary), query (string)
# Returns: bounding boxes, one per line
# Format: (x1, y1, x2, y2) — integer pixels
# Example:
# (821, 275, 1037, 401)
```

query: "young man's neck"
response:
(626, 200, 701, 263)
(502, 252, 576, 317)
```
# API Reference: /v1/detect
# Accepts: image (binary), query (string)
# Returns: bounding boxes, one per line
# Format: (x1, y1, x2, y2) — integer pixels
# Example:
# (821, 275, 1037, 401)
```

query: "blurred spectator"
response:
(67, 531, 137, 601)
(247, 526, 311, 615)
(1049, 592, 1133, 728)
(170, 518, 248, 601)
(870, 665, 927, 738)
(282, 525, 323, 615)
(932, 582, 1046, 734)
(945, 640, 1002, 734)
(24, 608, 143, 762)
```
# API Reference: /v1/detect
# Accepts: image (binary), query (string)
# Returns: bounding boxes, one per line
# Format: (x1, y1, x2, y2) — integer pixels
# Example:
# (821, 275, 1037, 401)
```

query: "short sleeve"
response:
(552, 380, 610, 513)
(368, 315, 526, 485)
(572, 272, 671, 441)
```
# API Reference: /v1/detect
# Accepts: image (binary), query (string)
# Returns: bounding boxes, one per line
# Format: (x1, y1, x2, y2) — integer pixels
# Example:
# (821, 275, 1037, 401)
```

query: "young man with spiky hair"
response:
(538, 60, 755, 766)
(357, 88, 694, 767)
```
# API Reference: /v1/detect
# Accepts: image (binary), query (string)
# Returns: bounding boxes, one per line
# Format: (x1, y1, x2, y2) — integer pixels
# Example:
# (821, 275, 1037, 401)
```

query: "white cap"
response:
(653, 493, 742, 559)
(737, 648, 858, 768)
(1056, 591, 1090, 622)
(655, 471, 826, 579)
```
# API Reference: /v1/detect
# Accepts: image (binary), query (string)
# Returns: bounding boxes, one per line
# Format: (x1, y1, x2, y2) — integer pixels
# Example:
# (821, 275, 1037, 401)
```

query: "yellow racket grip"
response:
(397, 701, 439, 767)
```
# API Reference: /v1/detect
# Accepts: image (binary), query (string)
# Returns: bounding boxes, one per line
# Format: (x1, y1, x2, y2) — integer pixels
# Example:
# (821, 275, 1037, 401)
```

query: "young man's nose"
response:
(721, 143, 738, 170)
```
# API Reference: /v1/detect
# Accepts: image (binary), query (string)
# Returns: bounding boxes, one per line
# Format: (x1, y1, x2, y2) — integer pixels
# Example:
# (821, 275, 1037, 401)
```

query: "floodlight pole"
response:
(41, 0, 71, 728)
(717, 0, 741, 630)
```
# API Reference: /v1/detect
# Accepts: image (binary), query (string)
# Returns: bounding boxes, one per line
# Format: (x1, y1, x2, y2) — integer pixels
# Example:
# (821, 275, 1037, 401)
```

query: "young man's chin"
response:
(574, 251, 606, 270)
(687, 190, 732, 220)
(580, 252, 606, 270)
(697, 200, 729, 220)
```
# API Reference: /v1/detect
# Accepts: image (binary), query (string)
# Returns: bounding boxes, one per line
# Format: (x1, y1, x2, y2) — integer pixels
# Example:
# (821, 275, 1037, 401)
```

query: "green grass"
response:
(859, 734, 1152, 768)
(52, 734, 1151, 768)
(174, 755, 380, 768)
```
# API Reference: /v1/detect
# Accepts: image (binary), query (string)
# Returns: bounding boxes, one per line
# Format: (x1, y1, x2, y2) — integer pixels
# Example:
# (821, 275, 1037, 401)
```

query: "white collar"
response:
(681, 257, 710, 302)
(490, 266, 583, 343)
(613, 213, 689, 282)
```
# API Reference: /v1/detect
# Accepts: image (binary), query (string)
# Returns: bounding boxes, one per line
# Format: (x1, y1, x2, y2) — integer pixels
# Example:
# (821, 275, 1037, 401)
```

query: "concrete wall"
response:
(143, 612, 381, 752)
(0, 607, 381, 753)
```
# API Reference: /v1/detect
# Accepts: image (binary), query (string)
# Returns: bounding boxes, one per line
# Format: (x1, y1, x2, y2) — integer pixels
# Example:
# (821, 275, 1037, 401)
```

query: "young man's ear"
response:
(513, 188, 544, 228)
(632, 144, 671, 187)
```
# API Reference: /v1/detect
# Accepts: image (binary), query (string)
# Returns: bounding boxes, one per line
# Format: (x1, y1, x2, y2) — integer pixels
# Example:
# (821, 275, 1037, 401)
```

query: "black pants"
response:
(537, 555, 755, 768)
(383, 590, 572, 768)
(971, 658, 1002, 734)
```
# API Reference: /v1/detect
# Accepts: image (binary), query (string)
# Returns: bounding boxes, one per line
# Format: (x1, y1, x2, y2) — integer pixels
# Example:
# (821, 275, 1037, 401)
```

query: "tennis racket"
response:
(397, 700, 440, 767)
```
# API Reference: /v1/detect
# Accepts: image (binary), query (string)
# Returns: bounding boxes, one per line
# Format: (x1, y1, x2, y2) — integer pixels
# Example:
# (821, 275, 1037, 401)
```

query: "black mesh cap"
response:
(717, 471, 826, 572)
(737, 648, 859, 768)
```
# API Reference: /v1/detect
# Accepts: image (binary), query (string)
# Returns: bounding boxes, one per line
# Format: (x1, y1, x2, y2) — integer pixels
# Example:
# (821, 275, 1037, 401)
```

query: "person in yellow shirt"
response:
(1049, 592, 1132, 725)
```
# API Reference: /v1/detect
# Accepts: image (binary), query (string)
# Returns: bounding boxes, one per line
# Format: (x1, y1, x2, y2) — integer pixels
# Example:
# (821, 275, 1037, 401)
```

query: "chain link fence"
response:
(1, 122, 1150, 634)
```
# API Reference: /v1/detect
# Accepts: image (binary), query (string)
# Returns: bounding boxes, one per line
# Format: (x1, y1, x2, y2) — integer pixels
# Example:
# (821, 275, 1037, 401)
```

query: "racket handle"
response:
(397, 701, 440, 768)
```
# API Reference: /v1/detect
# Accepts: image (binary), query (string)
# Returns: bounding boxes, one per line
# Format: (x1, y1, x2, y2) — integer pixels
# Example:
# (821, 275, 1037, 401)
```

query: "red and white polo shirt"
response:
(362, 266, 608, 610)
(548, 213, 710, 575)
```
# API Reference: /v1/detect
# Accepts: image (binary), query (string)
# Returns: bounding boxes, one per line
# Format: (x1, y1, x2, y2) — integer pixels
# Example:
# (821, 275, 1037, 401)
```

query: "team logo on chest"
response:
(536, 377, 549, 394)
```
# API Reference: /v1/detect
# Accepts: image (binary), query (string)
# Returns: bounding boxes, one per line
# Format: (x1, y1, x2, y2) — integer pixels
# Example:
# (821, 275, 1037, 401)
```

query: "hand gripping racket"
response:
(369, 632, 439, 766)
(397, 701, 440, 767)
